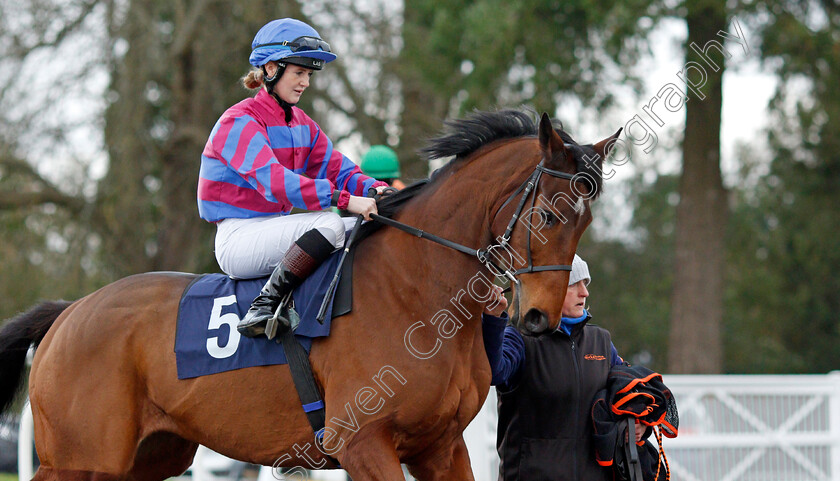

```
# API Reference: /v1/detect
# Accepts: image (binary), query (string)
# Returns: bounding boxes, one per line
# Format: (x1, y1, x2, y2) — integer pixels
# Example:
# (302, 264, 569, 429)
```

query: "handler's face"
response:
(562, 280, 588, 318)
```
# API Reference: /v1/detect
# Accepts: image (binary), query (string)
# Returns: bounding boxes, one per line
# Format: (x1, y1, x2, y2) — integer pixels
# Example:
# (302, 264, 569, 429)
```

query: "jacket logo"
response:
(584, 354, 607, 361)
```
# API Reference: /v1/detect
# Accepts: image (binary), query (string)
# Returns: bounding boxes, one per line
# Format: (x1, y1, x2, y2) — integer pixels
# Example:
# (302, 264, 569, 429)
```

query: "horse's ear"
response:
(538, 112, 567, 167)
(592, 128, 623, 161)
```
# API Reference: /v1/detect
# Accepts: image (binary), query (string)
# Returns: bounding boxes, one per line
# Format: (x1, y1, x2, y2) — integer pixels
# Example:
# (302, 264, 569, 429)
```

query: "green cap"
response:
(361, 145, 400, 179)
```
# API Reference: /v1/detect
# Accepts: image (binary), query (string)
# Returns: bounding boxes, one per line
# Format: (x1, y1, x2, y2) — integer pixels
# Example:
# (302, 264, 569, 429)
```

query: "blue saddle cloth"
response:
(175, 252, 344, 379)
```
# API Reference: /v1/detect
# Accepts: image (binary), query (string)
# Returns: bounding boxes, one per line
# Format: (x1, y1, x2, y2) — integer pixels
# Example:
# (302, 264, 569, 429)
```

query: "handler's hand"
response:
(347, 195, 378, 220)
(625, 420, 644, 444)
(483, 285, 508, 317)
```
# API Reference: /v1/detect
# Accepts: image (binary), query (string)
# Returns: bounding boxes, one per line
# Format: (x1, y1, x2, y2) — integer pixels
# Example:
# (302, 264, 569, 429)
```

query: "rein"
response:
(371, 158, 586, 320)
(369, 213, 482, 258)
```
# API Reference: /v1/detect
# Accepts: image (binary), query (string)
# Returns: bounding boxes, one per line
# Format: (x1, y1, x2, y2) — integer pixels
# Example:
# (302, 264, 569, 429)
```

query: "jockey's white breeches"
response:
(214, 211, 358, 279)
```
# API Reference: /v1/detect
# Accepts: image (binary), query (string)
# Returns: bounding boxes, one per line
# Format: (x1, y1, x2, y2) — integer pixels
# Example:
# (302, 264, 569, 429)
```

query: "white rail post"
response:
(18, 400, 35, 481)
(829, 371, 840, 479)
(191, 445, 212, 481)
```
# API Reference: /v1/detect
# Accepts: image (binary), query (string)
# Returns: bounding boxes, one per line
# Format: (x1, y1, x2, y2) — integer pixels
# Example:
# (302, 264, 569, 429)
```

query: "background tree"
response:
(396, 0, 659, 179)
(580, 172, 678, 372)
(724, 0, 840, 373)
(667, 0, 729, 374)
(0, 0, 108, 315)
(0, 0, 402, 297)
(98, 1, 289, 276)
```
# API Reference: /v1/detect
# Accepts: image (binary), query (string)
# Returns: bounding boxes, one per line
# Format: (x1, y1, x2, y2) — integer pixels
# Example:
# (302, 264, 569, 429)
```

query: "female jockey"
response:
(197, 18, 388, 337)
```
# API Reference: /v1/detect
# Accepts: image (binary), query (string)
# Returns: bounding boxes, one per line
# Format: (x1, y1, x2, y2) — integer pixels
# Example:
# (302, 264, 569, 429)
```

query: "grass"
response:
(0, 473, 18, 481)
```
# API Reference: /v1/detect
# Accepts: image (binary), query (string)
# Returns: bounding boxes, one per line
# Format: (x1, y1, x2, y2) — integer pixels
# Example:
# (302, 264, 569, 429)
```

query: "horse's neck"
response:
(372, 145, 530, 316)
(349, 144, 531, 389)
(400, 148, 528, 249)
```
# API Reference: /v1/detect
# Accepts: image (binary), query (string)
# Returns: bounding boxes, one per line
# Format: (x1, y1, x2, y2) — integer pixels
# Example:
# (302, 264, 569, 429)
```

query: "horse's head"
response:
(493, 113, 620, 335)
(367, 109, 619, 336)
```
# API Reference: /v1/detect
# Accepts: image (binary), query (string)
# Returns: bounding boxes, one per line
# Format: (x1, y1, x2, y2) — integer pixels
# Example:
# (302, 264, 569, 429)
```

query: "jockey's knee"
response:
(311, 212, 347, 250)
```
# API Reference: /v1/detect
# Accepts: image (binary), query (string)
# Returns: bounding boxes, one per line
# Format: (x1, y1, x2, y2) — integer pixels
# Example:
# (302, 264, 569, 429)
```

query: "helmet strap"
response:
(262, 64, 293, 123)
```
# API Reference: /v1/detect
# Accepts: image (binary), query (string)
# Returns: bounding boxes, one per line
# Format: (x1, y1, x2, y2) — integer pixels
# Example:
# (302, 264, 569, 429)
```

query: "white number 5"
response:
(206, 295, 241, 359)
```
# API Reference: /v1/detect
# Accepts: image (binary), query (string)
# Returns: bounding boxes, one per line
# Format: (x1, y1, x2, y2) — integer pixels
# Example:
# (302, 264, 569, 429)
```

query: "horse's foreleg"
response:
(406, 437, 475, 481)
(337, 428, 405, 481)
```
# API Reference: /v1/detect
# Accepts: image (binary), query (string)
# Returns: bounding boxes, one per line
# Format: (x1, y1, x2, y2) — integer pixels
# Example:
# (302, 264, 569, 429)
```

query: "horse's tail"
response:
(0, 300, 72, 415)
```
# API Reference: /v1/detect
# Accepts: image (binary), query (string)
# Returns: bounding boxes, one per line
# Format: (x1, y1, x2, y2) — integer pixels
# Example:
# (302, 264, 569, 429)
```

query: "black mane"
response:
(419, 109, 538, 163)
(419, 108, 603, 197)
(357, 108, 604, 242)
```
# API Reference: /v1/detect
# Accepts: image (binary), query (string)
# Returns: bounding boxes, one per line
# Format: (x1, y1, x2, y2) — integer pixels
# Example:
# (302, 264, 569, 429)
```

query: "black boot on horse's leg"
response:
(238, 229, 334, 337)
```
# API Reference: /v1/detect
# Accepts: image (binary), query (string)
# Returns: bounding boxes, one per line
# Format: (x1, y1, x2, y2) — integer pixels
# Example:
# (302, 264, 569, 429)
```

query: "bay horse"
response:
(0, 110, 618, 481)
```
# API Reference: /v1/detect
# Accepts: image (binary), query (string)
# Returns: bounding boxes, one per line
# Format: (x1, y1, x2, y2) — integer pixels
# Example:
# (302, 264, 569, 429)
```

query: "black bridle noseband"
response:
(370, 153, 589, 319)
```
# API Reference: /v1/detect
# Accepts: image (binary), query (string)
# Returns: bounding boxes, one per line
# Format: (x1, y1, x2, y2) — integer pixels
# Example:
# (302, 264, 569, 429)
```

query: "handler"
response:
(482, 254, 641, 480)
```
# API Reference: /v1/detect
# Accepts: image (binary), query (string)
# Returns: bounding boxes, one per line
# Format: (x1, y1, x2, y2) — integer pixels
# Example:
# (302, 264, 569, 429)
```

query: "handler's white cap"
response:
(569, 254, 590, 286)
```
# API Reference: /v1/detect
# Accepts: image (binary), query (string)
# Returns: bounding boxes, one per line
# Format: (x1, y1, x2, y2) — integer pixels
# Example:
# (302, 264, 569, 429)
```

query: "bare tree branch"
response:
(7, 0, 100, 59)
(0, 190, 83, 211)
(290, 4, 390, 143)
(0, 155, 86, 212)
(171, 0, 213, 57)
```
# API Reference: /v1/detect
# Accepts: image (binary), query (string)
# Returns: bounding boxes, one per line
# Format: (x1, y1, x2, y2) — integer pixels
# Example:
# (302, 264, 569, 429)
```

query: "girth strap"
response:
(278, 328, 341, 467)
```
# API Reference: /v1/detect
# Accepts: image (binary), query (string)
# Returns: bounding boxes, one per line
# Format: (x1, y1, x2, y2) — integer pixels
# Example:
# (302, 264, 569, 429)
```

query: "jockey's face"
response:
(272, 64, 313, 105)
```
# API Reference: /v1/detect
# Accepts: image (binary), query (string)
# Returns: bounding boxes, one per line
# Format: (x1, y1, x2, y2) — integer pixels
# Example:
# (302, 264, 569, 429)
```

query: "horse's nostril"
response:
(523, 308, 549, 334)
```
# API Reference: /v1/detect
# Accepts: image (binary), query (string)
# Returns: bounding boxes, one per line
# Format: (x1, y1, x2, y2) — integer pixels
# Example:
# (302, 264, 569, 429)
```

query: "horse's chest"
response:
(430, 370, 486, 430)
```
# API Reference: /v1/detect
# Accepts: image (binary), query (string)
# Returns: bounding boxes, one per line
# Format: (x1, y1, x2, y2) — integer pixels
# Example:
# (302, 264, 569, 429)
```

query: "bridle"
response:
(370, 150, 590, 319)
(492, 162, 585, 276)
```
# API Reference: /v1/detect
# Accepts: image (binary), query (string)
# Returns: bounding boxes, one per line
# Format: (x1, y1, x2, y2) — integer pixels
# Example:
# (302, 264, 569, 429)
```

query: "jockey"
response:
(361, 145, 405, 190)
(197, 18, 388, 337)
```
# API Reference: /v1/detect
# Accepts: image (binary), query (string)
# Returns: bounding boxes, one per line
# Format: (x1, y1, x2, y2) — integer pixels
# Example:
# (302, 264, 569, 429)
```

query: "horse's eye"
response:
(545, 212, 557, 227)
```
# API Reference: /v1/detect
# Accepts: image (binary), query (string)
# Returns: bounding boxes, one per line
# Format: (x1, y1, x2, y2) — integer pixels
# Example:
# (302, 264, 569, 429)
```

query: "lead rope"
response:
(654, 427, 670, 481)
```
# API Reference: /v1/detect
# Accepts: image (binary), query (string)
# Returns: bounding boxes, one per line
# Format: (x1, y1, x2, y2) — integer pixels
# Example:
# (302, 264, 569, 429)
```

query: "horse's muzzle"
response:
(522, 308, 550, 334)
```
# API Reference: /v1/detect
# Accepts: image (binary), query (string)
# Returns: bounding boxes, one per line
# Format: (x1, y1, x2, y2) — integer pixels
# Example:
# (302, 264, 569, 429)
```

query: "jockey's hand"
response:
(483, 285, 508, 317)
(347, 195, 378, 220)
(371, 185, 399, 201)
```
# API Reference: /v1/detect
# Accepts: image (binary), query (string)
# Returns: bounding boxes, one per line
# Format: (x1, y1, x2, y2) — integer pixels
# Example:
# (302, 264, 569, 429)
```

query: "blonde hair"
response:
(241, 68, 265, 90)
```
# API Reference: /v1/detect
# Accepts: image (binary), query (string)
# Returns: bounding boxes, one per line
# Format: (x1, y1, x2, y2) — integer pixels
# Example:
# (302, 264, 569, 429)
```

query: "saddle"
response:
(174, 245, 357, 380)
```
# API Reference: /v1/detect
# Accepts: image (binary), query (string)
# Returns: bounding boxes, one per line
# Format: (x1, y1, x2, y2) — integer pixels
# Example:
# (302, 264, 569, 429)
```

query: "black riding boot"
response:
(238, 229, 334, 337)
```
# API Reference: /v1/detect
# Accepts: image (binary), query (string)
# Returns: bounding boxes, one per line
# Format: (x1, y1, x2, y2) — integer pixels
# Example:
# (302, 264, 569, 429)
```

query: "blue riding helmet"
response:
(249, 18, 336, 71)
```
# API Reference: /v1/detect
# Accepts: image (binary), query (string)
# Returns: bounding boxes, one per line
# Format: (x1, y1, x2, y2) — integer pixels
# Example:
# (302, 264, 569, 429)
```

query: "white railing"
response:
(18, 374, 840, 481)
(660, 373, 840, 481)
